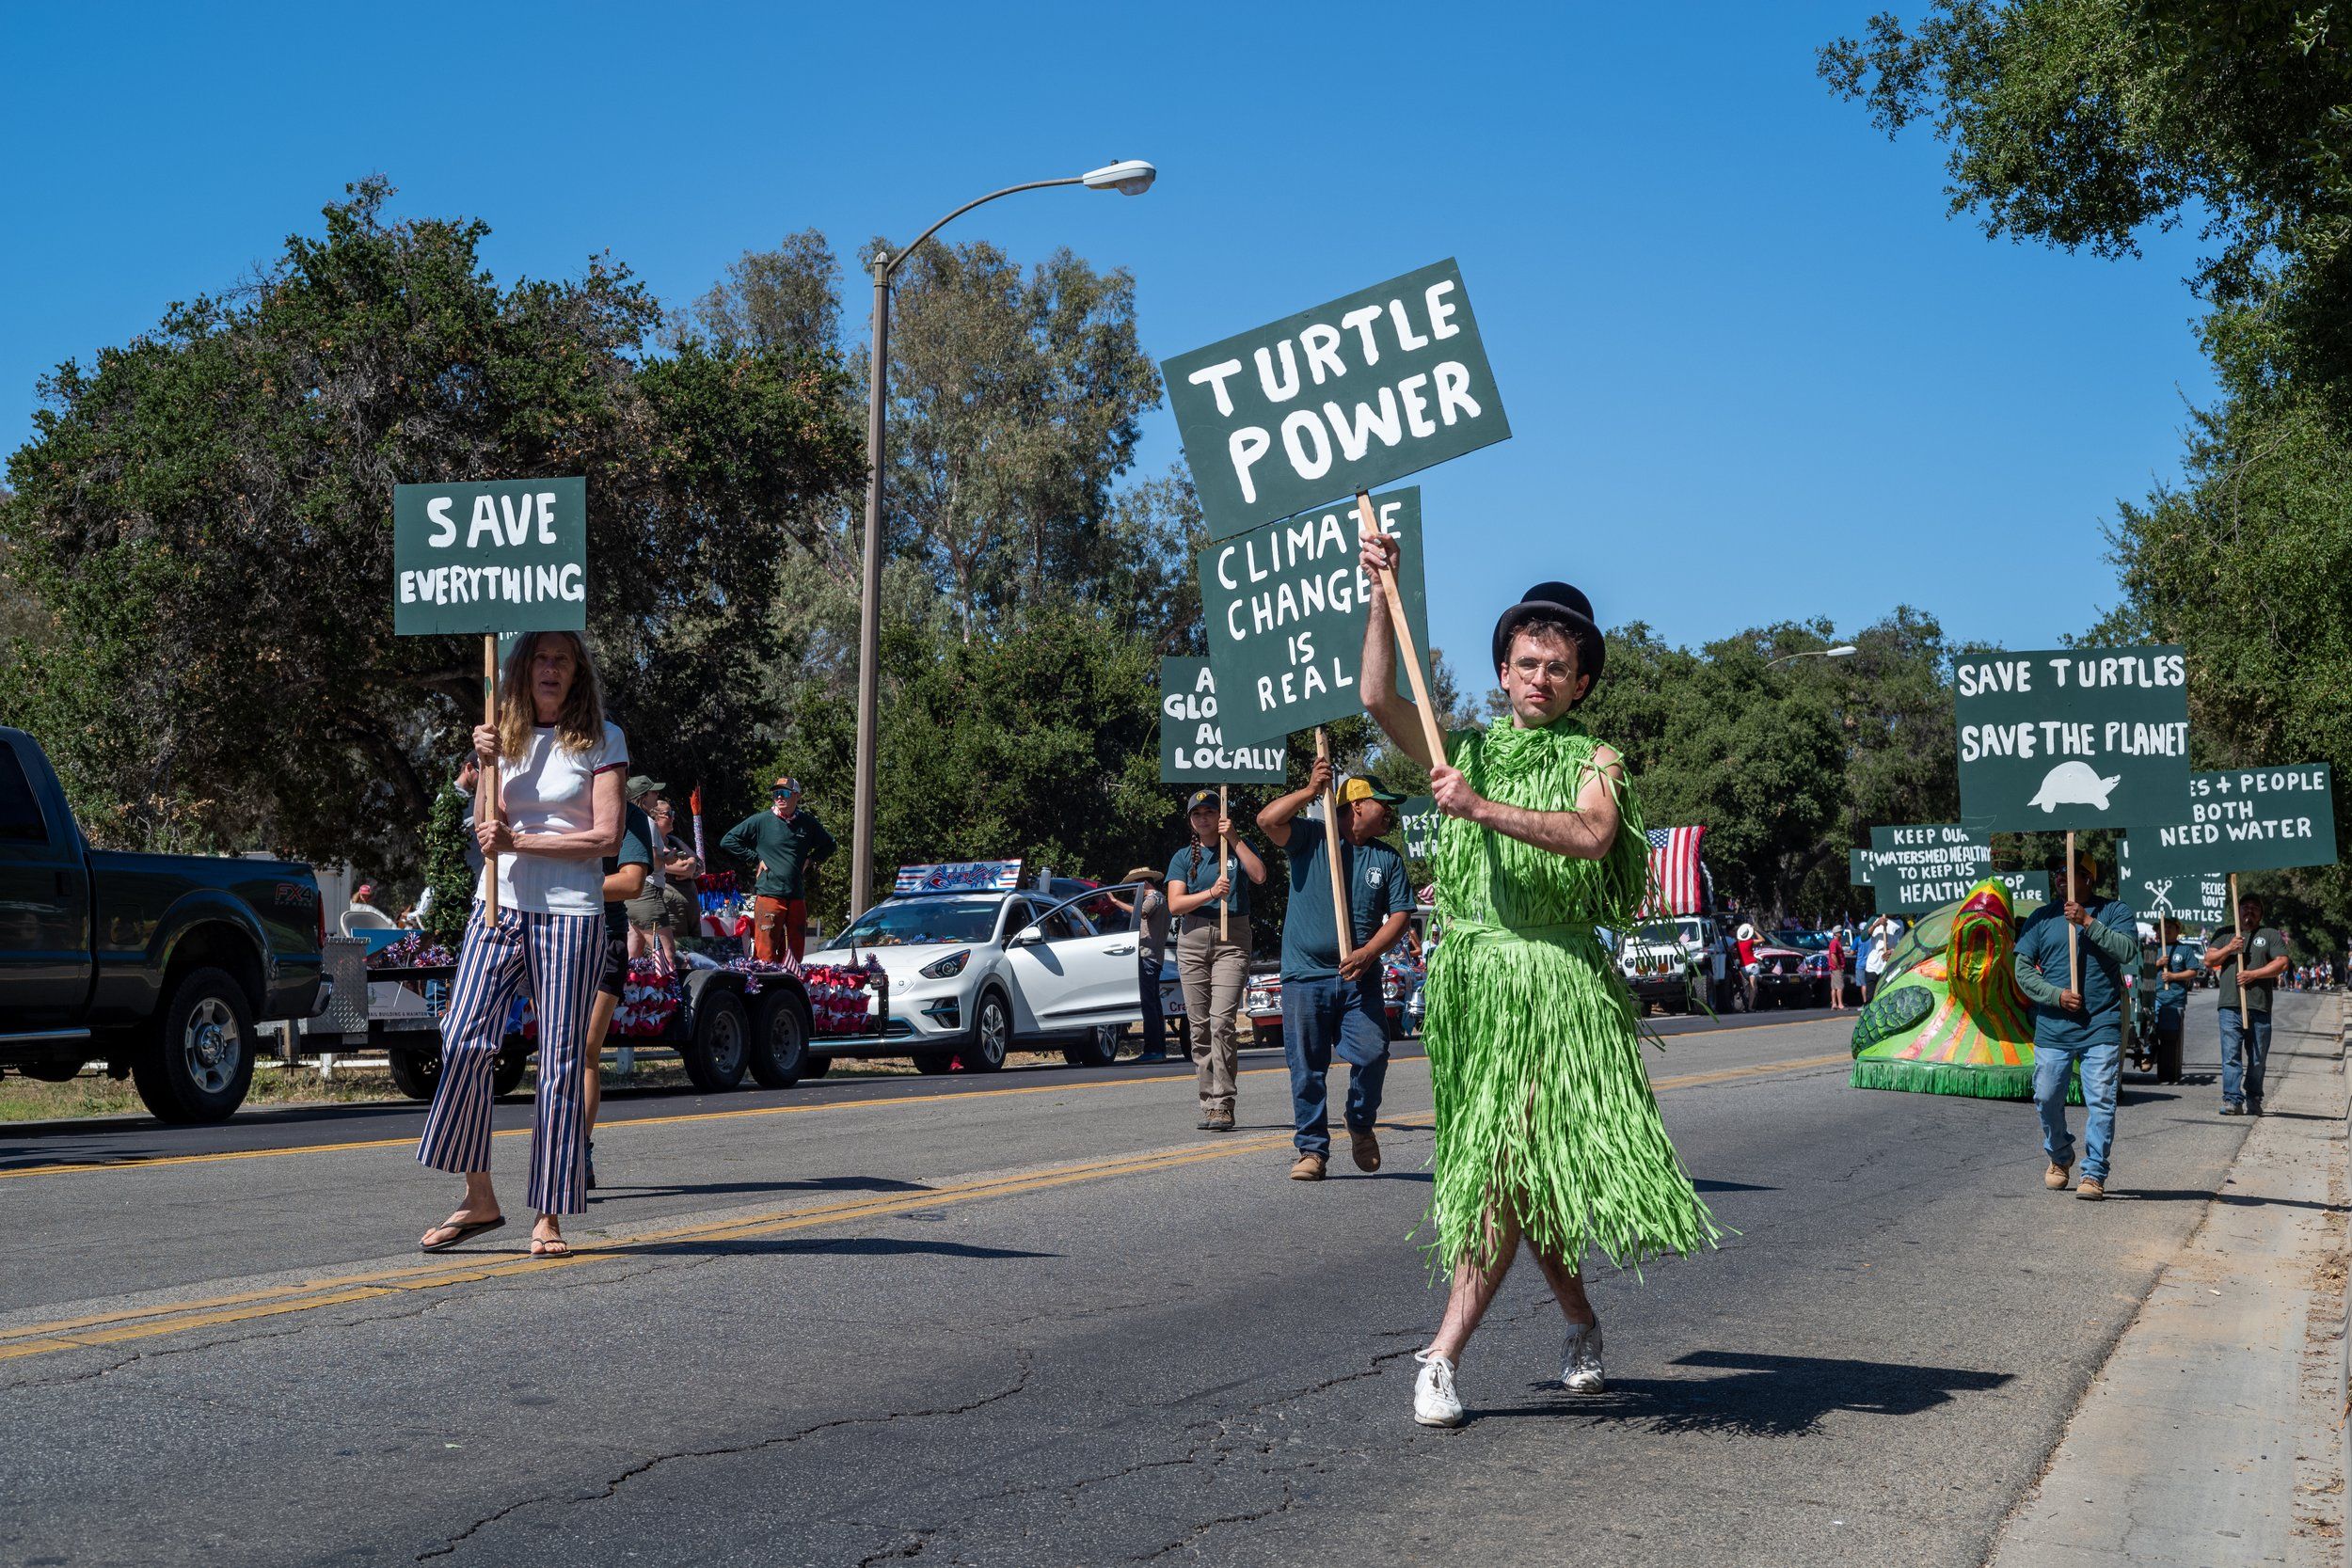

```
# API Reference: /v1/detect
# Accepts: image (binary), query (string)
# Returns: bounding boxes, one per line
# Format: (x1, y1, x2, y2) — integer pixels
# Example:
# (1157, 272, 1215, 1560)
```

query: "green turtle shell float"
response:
(1850, 878, 2079, 1102)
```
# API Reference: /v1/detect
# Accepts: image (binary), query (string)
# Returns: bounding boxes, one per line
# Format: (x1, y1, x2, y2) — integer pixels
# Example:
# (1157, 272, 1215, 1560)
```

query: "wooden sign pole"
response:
(2064, 830, 2078, 995)
(1317, 726, 1351, 965)
(2229, 872, 2248, 1018)
(1354, 489, 1447, 765)
(480, 635, 501, 922)
(1217, 784, 1230, 943)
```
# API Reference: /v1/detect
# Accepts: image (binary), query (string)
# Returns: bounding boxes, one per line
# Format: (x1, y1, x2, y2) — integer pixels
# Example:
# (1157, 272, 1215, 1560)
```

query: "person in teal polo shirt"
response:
(2013, 847, 2137, 1200)
(720, 777, 836, 962)
(1259, 765, 1415, 1181)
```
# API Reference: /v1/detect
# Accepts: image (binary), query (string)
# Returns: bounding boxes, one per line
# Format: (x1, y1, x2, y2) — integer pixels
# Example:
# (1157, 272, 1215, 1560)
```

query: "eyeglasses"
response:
(1509, 656, 1575, 682)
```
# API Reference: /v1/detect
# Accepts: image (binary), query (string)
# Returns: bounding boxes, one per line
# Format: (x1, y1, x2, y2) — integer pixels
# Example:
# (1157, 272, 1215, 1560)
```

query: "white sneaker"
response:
(1412, 1350, 1465, 1427)
(1561, 1321, 1606, 1394)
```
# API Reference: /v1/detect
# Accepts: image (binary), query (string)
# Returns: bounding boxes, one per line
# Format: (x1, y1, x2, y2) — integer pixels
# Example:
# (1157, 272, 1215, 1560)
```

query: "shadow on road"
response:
(1501, 1349, 2013, 1436)
(2115, 1187, 2344, 1213)
(613, 1235, 1057, 1261)
(590, 1175, 929, 1202)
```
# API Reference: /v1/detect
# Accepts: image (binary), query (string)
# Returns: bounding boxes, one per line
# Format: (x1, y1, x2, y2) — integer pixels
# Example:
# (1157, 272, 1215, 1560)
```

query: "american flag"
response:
(1644, 826, 1709, 916)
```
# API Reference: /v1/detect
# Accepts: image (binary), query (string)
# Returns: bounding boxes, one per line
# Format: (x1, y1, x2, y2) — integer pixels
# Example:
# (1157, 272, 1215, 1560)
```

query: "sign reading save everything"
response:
(1200, 488, 1430, 745)
(1164, 261, 1510, 539)
(1952, 646, 2189, 834)
(1158, 659, 1288, 785)
(2114, 765, 2338, 879)
(394, 478, 588, 635)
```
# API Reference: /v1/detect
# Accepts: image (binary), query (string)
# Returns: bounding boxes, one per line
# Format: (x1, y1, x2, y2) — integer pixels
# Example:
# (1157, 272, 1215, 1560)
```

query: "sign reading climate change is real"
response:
(1201, 488, 1430, 745)
(2118, 836, 2233, 927)
(394, 478, 588, 635)
(1164, 261, 1510, 538)
(1158, 658, 1288, 785)
(2116, 765, 2338, 879)
(1953, 646, 2189, 833)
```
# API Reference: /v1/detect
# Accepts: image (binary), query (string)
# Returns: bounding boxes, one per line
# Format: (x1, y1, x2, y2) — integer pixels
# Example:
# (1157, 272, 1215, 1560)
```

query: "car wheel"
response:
(1063, 1024, 1122, 1069)
(959, 989, 1010, 1073)
(680, 987, 750, 1092)
(492, 1046, 529, 1098)
(747, 990, 809, 1089)
(131, 966, 258, 1124)
(388, 1047, 441, 1101)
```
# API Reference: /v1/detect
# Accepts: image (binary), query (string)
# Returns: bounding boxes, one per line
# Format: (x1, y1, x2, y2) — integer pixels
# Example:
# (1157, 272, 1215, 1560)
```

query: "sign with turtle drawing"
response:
(1952, 646, 2191, 834)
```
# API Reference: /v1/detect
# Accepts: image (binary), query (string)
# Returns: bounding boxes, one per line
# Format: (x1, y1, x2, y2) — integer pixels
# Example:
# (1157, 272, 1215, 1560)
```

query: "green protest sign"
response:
(2118, 835, 2231, 927)
(1952, 646, 2188, 833)
(1996, 870, 2051, 911)
(393, 478, 588, 635)
(1864, 824, 1993, 912)
(2117, 764, 2337, 879)
(1399, 795, 1439, 860)
(1200, 488, 1429, 746)
(1849, 848, 1871, 887)
(1164, 261, 1510, 540)
(1158, 658, 1288, 784)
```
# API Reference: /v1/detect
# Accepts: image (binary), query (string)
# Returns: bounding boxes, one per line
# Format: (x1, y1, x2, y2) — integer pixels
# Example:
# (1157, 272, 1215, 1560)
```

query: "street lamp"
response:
(849, 161, 1157, 915)
(1767, 645, 1858, 669)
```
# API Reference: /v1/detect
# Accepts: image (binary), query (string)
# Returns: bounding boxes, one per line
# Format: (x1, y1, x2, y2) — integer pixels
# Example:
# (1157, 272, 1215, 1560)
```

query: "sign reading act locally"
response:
(1158, 658, 1288, 785)
(1953, 646, 2189, 833)
(2117, 765, 2337, 879)
(1201, 488, 1431, 745)
(1164, 261, 1510, 538)
(394, 478, 588, 635)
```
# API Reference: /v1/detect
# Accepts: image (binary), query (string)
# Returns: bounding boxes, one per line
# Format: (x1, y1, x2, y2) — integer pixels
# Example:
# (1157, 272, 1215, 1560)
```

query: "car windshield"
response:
(1772, 928, 1829, 951)
(830, 896, 1002, 948)
(1635, 923, 1682, 942)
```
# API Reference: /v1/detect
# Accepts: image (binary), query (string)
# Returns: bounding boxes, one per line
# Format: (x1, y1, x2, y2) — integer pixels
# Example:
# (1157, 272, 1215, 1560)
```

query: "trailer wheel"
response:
(680, 988, 749, 1092)
(388, 1047, 441, 1101)
(802, 1053, 834, 1079)
(132, 967, 258, 1124)
(747, 990, 809, 1089)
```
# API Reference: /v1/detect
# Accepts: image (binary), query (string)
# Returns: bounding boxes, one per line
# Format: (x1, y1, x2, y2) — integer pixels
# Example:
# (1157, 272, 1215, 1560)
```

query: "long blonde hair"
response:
(497, 631, 606, 763)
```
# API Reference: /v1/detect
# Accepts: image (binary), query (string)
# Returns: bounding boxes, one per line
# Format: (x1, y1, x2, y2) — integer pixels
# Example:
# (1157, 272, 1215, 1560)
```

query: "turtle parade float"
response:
(1849, 877, 2079, 1102)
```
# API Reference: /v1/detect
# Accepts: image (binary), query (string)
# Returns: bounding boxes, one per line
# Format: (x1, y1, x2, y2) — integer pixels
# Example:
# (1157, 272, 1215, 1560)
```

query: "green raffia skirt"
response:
(1422, 921, 1720, 1275)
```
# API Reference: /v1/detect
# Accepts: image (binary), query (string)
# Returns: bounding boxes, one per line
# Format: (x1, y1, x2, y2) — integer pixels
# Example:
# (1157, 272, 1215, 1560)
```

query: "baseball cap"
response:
(355, 883, 375, 900)
(1338, 777, 1406, 808)
(625, 774, 666, 799)
(1184, 789, 1218, 814)
(771, 776, 802, 799)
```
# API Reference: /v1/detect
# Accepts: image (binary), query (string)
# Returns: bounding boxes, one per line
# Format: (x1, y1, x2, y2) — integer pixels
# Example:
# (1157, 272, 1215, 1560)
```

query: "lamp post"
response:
(1766, 644, 1858, 670)
(849, 159, 1156, 916)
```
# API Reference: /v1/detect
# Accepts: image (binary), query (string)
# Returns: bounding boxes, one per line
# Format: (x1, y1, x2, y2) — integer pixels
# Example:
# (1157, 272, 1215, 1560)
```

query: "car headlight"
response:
(919, 949, 971, 979)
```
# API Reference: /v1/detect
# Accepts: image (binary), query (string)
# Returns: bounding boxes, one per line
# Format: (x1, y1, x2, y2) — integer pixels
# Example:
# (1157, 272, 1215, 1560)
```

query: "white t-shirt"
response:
(475, 721, 628, 917)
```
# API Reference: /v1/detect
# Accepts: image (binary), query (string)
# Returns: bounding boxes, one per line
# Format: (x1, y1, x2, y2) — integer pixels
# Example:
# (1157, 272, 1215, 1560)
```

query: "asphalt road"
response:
(0, 992, 2305, 1567)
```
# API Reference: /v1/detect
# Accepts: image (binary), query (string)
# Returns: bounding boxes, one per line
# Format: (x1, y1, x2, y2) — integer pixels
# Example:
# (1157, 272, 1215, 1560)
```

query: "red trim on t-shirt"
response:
(592, 762, 627, 776)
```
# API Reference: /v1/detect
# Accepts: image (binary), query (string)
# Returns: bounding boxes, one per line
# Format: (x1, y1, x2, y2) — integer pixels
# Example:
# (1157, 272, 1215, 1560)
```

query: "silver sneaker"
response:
(1412, 1350, 1465, 1427)
(1561, 1321, 1606, 1394)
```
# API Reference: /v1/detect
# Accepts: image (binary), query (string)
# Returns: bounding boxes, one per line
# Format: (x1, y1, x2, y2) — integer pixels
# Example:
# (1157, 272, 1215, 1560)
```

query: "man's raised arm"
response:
(1357, 531, 1436, 770)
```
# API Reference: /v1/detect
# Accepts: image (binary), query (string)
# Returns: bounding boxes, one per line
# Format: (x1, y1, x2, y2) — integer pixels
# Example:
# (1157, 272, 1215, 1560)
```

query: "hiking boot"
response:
(2076, 1177, 2106, 1201)
(1350, 1129, 1381, 1172)
(1290, 1151, 1327, 1181)
(1203, 1111, 1234, 1133)
(2043, 1162, 2071, 1191)
(1412, 1351, 1464, 1427)
(1561, 1320, 1606, 1394)
(2220, 1102, 2247, 1117)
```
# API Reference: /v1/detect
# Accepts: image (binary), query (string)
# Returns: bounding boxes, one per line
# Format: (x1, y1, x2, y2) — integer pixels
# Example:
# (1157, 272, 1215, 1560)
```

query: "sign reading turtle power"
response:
(1158, 658, 1288, 785)
(394, 478, 588, 635)
(1164, 261, 1510, 538)
(1201, 488, 1430, 744)
(1864, 825, 1993, 911)
(2119, 836, 2232, 927)
(2117, 765, 2338, 879)
(1952, 646, 2189, 833)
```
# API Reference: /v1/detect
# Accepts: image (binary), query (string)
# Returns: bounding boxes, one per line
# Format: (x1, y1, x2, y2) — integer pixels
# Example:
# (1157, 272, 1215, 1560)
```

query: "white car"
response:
(803, 883, 1148, 1073)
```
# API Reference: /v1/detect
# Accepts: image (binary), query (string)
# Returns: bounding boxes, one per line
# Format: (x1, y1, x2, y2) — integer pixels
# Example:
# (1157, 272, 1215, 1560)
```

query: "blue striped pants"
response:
(415, 903, 601, 1215)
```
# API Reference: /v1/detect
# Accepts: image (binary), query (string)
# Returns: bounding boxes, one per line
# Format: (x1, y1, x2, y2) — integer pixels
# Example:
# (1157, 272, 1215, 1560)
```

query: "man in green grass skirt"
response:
(1358, 533, 1718, 1429)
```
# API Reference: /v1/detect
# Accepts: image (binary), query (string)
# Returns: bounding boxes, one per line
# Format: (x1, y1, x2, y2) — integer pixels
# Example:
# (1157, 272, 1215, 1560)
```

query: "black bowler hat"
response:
(1492, 581, 1605, 689)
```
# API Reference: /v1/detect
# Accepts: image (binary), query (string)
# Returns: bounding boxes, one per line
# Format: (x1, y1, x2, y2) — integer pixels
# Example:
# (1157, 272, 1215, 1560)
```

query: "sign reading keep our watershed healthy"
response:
(1164, 261, 1510, 539)
(1864, 825, 1992, 912)
(393, 478, 588, 636)
(1952, 646, 2189, 833)
(2119, 836, 2233, 927)
(1200, 488, 1430, 745)
(1158, 658, 1288, 785)
(2116, 765, 2338, 879)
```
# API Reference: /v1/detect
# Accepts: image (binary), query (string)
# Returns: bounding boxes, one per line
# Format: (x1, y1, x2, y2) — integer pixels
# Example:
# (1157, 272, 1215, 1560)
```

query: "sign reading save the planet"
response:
(2116, 765, 2338, 879)
(1158, 658, 1287, 785)
(2118, 835, 2232, 927)
(1164, 261, 1510, 539)
(394, 478, 588, 635)
(1952, 646, 2189, 833)
(1200, 488, 1430, 745)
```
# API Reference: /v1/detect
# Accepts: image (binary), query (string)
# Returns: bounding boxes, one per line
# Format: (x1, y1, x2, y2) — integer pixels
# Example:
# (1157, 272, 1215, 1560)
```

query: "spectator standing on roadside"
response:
(580, 799, 655, 1192)
(1167, 789, 1266, 1132)
(721, 778, 835, 963)
(2013, 847, 2137, 1200)
(1734, 922, 1759, 1010)
(2205, 894, 2290, 1117)
(1258, 768, 1415, 1181)
(1826, 926, 1848, 1011)
(1103, 868, 1174, 1064)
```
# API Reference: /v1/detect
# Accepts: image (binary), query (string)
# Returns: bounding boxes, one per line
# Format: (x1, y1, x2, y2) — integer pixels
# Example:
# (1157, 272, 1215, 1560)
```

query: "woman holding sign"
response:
(1167, 789, 1266, 1132)
(1358, 537, 1717, 1428)
(416, 630, 627, 1259)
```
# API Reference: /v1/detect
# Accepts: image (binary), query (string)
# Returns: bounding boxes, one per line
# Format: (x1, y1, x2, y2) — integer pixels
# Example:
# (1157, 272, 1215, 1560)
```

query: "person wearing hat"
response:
(721, 777, 836, 963)
(1257, 765, 1416, 1180)
(1358, 537, 1719, 1427)
(1103, 867, 1174, 1063)
(1166, 788, 1267, 1131)
(2013, 845, 2137, 1199)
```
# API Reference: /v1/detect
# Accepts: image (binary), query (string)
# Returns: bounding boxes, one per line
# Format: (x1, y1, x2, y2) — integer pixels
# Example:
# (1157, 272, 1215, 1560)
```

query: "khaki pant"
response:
(1177, 915, 1250, 1116)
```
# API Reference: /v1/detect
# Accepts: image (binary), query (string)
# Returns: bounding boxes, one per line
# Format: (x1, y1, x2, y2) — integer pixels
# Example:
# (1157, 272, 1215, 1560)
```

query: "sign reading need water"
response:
(1159, 658, 1288, 785)
(1201, 488, 1430, 745)
(2116, 765, 2338, 879)
(1165, 261, 1510, 538)
(1953, 646, 2189, 833)
(394, 478, 588, 635)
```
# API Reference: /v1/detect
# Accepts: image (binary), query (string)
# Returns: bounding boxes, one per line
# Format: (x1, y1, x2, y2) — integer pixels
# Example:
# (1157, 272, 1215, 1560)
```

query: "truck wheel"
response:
(2154, 1031, 2184, 1084)
(680, 988, 749, 1092)
(747, 991, 809, 1089)
(959, 989, 1010, 1073)
(493, 1048, 529, 1098)
(132, 967, 258, 1124)
(388, 1048, 441, 1101)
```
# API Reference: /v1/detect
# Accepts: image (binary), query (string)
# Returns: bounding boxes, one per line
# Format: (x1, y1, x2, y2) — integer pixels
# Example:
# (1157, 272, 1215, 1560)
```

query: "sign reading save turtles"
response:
(1164, 261, 1510, 539)
(1158, 658, 1288, 785)
(1952, 646, 2189, 833)
(394, 478, 588, 635)
(2115, 765, 2338, 879)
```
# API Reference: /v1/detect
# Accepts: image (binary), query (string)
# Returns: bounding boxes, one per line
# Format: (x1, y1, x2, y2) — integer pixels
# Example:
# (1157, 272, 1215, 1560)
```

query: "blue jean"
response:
(1137, 956, 1167, 1058)
(1280, 974, 1390, 1156)
(2034, 1029, 2120, 1183)
(2218, 1007, 2273, 1106)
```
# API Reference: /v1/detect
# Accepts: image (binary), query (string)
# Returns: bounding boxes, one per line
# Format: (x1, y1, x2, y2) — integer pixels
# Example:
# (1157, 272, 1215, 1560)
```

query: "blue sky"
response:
(1, 2, 2214, 678)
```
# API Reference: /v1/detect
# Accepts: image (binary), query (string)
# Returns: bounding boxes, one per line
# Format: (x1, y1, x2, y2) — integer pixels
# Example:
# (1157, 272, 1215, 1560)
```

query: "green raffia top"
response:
(1422, 714, 1720, 1275)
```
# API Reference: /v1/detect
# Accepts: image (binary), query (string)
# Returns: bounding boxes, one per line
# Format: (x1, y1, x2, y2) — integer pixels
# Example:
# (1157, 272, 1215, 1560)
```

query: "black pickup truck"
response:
(0, 727, 325, 1121)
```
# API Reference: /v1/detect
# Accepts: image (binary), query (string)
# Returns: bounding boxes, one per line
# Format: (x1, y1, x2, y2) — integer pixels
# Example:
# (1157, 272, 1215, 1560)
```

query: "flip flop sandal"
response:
(530, 1237, 573, 1259)
(420, 1215, 505, 1254)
